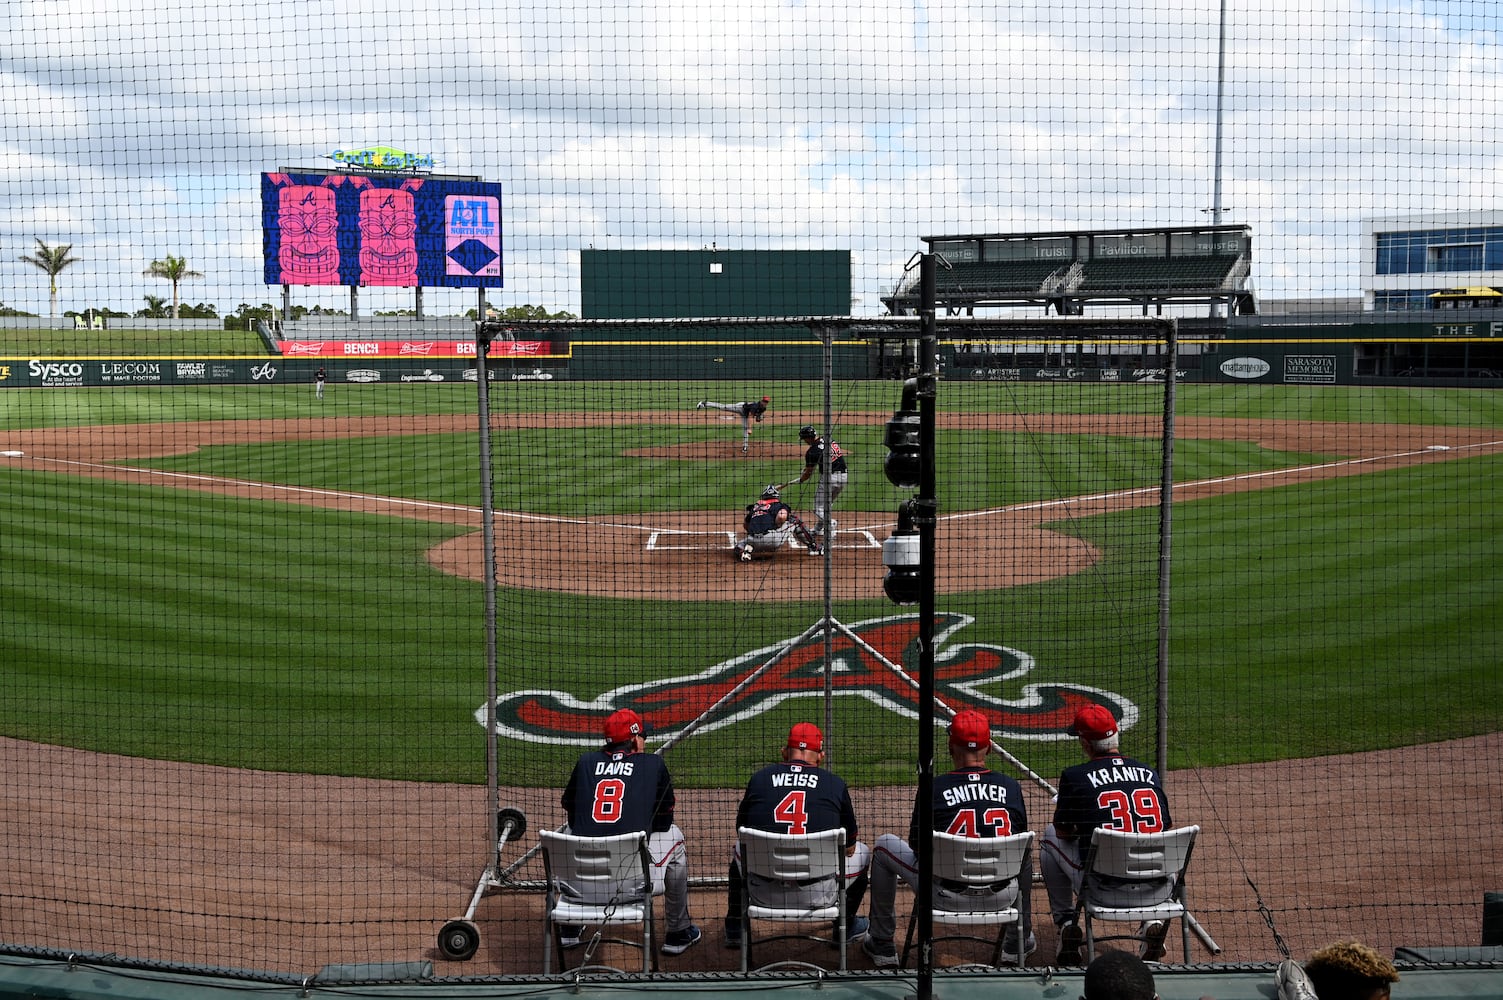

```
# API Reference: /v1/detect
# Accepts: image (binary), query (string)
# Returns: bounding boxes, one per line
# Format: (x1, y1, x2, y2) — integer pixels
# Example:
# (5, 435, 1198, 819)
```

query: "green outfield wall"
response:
(3, 337, 1502, 387)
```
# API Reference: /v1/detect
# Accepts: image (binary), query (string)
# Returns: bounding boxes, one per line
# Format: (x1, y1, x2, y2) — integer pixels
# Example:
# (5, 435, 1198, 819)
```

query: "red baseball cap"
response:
(603, 708, 646, 745)
(1068, 704, 1119, 741)
(787, 722, 824, 752)
(948, 709, 992, 750)
(761, 396, 770, 402)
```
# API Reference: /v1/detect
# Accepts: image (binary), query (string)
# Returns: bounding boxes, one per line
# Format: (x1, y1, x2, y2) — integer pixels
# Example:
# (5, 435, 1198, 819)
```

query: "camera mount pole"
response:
(913, 253, 940, 1000)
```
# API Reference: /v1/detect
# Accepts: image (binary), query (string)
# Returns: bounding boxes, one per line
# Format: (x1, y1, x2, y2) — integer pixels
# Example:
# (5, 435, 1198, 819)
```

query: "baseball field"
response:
(2, 377, 1501, 976)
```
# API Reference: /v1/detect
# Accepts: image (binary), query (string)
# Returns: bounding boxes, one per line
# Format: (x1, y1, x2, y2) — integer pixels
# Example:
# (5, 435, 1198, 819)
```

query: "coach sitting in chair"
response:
(1040, 704, 1174, 965)
(861, 709, 1035, 967)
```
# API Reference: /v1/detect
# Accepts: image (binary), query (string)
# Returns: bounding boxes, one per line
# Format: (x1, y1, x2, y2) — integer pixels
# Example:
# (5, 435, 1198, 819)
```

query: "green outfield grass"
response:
(0, 326, 269, 357)
(7, 379, 1503, 427)
(8, 379, 1503, 426)
(122, 426, 1328, 514)
(1, 381, 1500, 786)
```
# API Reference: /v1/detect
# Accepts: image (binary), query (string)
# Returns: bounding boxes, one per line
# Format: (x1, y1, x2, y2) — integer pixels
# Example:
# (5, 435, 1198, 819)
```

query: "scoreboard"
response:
(261, 171, 503, 289)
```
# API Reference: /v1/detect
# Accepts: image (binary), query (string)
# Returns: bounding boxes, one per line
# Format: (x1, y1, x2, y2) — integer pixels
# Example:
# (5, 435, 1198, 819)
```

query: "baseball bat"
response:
(1186, 912, 1221, 955)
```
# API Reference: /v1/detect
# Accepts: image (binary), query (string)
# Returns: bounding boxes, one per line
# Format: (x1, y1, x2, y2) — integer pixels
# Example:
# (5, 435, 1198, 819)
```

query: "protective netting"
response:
(4, 345, 1500, 976)
(2, 0, 1502, 981)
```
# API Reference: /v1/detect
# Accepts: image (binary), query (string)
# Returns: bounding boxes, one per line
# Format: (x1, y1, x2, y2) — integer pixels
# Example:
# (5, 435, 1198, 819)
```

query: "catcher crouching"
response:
(733, 484, 821, 561)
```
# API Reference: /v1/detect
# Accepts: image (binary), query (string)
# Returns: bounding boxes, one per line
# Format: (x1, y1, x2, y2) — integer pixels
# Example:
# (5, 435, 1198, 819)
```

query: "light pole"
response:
(1210, 0, 1229, 318)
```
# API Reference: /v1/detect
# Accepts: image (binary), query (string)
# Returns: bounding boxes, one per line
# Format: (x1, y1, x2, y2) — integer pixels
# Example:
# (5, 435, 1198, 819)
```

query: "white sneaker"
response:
(739, 547, 752, 562)
(1277, 959, 1320, 1000)
(695, 401, 706, 409)
(862, 935, 898, 968)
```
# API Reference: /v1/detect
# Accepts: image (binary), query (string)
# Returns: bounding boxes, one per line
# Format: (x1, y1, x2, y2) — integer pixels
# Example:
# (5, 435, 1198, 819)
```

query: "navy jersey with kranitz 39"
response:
(737, 761, 858, 841)
(562, 748, 677, 837)
(1052, 753, 1170, 838)
(910, 765, 1029, 843)
(1039, 703, 1177, 964)
(734, 484, 821, 560)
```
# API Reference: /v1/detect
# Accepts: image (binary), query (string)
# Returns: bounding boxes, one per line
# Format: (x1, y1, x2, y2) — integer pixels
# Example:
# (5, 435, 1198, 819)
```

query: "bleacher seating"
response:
(937, 260, 1065, 296)
(1076, 255, 1240, 292)
(883, 228, 1254, 315)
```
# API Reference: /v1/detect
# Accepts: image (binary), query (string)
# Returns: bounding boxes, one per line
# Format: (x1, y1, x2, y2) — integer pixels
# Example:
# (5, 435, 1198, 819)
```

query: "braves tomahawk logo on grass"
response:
(480, 613, 1137, 745)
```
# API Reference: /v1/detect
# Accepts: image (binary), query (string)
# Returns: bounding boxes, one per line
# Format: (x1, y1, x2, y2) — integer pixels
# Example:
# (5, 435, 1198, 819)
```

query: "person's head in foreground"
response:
(1082, 949, 1157, 1000)
(1304, 939, 1399, 1000)
(783, 722, 824, 764)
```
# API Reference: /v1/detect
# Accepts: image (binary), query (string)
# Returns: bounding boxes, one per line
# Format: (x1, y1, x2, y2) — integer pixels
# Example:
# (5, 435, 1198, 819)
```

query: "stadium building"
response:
(872, 219, 1503, 385)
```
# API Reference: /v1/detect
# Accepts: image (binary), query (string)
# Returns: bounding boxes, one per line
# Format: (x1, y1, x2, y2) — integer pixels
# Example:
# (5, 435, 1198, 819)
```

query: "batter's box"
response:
(644, 529, 883, 552)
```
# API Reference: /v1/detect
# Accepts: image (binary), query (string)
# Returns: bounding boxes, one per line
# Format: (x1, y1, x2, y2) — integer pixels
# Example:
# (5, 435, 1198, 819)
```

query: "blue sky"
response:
(1, 0, 1498, 318)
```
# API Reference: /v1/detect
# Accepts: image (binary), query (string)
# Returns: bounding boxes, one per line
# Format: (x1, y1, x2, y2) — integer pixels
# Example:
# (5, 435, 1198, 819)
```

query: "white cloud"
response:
(0, 0, 1498, 317)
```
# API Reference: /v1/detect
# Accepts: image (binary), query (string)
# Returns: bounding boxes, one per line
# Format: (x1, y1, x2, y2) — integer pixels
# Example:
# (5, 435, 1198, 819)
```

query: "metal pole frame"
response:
(462, 313, 1181, 975)
(1156, 323, 1178, 781)
(474, 323, 501, 865)
(914, 253, 940, 999)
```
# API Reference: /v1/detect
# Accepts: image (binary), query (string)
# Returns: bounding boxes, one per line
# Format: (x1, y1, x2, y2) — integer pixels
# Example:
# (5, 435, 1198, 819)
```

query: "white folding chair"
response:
(539, 830, 657, 973)
(736, 826, 849, 972)
(1078, 824, 1200, 963)
(900, 830, 1035, 969)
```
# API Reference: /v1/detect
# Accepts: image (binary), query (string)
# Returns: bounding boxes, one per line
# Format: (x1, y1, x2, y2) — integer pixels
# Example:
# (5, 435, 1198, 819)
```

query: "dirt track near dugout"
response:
(4, 412, 1499, 599)
(1, 412, 1499, 975)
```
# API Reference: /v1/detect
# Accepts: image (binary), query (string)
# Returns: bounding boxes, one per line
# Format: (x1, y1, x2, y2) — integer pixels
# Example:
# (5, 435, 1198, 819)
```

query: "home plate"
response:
(0, 450, 23, 457)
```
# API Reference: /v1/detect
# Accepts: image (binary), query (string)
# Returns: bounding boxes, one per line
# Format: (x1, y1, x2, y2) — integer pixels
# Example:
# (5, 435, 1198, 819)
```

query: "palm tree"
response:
(144, 254, 204, 319)
(139, 294, 169, 319)
(18, 238, 81, 321)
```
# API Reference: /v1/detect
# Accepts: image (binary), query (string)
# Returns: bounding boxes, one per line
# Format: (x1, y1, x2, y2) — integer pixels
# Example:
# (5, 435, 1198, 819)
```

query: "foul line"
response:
(946, 438, 1503, 521)
(14, 456, 521, 521)
(17, 437, 1503, 538)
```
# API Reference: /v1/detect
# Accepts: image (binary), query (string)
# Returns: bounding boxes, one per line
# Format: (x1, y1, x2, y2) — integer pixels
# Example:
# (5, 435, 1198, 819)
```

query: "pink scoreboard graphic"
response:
(262, 172, 503, 288)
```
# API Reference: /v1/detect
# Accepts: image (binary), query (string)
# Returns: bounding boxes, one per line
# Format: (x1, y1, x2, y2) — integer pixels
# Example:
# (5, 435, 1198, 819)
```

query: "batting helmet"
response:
(798, 424, 818, 441)
(761, 484, 781, 499)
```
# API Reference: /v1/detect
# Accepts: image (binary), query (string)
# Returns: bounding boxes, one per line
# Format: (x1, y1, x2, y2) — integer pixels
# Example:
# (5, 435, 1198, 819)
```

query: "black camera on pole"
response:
(883, 501, 922, 605)
(884, 378, 922, 489)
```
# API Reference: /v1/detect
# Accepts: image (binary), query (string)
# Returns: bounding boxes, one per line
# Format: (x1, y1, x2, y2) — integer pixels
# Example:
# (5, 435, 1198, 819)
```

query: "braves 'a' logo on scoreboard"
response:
(481, 613, 1137, 745)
